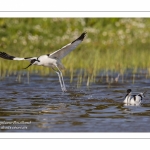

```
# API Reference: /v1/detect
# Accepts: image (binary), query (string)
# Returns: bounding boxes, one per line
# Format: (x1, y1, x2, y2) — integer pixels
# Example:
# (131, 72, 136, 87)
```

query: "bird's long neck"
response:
(125, 93, 131, 102)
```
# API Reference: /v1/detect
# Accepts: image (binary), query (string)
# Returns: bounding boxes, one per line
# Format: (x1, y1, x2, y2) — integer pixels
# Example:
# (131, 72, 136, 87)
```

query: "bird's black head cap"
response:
(23, 59, 37, 69)
(127, 89, 132, 94)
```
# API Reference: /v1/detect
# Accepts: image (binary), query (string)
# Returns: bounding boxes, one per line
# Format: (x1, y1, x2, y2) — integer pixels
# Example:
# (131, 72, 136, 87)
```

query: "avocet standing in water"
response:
(123, 89, 146, 105)
(0, 32, 87, 92)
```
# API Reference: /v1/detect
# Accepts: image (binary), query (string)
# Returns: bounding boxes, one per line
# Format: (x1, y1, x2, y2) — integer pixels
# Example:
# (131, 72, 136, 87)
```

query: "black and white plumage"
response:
(123, 89, 146, 104)
(0, 32, 87, 92)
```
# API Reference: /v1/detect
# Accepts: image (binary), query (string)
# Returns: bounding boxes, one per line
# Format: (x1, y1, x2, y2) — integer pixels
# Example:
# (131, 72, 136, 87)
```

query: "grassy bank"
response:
(1, 18, 150, 83)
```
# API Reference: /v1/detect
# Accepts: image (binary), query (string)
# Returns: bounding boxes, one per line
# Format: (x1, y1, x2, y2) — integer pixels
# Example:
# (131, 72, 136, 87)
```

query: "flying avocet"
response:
(123, 89, 146, 105)
(0, 32, 87, 92)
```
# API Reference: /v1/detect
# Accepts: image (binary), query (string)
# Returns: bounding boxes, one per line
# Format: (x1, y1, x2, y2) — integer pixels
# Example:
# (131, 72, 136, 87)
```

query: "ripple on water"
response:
(0, 73, 150, 132)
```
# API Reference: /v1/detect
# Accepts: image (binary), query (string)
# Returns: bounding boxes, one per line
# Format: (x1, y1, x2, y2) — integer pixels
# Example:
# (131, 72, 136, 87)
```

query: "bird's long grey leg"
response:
(52, 67, 66, 92)
(55, 71, 64, 92)
(56, 67, 67, 92)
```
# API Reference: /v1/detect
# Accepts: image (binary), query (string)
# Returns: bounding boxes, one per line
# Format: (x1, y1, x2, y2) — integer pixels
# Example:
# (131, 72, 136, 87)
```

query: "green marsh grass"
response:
(1, 18, 150, 85)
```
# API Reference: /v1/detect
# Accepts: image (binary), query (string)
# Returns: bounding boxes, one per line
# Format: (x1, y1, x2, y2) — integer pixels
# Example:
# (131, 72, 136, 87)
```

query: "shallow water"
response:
(0, 71, 150, 132)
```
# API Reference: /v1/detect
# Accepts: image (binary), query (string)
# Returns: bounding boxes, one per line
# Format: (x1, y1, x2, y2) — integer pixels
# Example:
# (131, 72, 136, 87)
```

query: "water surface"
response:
(0, 71, 150, 132)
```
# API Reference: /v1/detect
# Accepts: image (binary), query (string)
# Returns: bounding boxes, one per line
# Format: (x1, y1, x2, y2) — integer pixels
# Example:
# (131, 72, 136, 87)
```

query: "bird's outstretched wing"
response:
(0, 52, 38, 69)
(0, 52, 36, 61)
(49, 32, 87, 59)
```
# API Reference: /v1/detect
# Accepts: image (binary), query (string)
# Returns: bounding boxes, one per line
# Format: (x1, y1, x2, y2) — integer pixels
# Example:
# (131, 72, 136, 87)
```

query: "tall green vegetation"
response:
(1, 18, 150, 82)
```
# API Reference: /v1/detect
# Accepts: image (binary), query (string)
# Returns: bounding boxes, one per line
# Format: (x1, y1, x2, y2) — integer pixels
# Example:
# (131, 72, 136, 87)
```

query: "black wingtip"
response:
(78, 32, 87, 41)
(71, 32, 87, 44)
(0, 52, 15, 60)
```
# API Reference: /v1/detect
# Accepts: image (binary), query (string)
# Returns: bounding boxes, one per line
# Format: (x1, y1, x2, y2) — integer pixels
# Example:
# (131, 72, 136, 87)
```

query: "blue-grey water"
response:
(0, 71, 150, 132)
